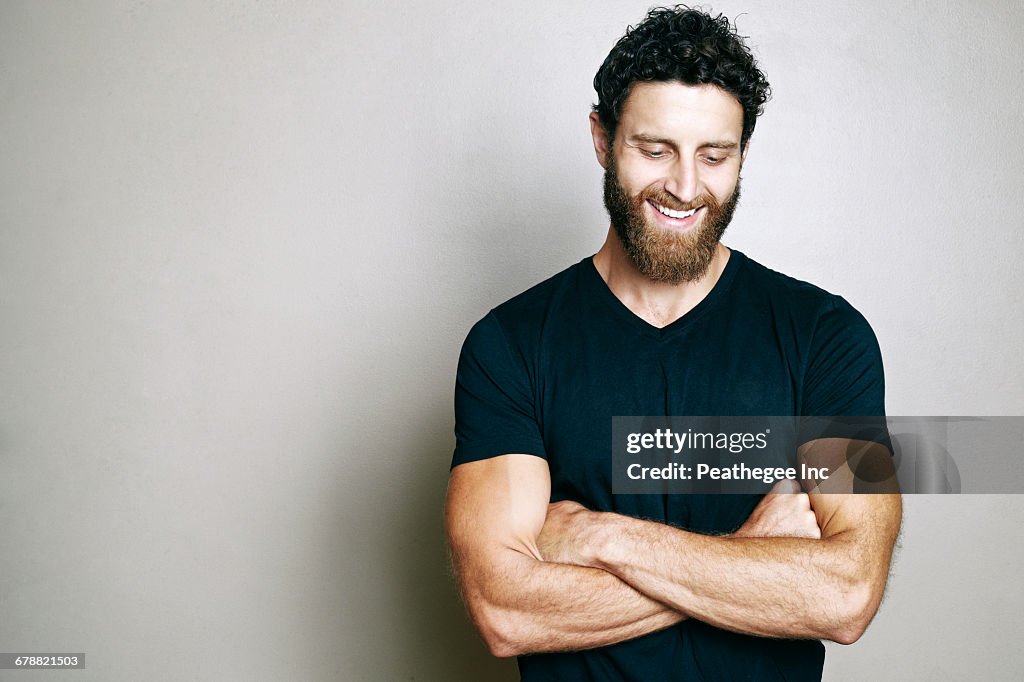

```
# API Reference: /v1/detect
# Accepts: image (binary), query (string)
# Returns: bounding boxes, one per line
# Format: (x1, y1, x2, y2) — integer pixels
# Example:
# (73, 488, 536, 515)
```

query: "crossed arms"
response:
(445, 440, 901, 658)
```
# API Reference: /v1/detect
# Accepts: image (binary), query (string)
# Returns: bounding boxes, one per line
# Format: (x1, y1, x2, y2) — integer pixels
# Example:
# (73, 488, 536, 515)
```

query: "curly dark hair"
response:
(593, 5, 771, 148)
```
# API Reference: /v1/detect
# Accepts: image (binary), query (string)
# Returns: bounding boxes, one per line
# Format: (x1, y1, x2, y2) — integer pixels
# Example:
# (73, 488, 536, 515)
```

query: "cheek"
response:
(617, 160, 663, 196)
(705, 170, 740, 201)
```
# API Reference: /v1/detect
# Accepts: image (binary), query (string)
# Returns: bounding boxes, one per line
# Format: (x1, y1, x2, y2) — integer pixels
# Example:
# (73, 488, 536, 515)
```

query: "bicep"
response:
(807, 488, 901, 553)
(798, 439, 902, 587)
(446, 454, 552, 569)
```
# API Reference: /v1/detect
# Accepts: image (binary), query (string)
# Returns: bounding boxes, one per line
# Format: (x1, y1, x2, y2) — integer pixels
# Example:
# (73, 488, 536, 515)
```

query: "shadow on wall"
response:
(307, 399, 517, 681)
(391, 406, 519, 681)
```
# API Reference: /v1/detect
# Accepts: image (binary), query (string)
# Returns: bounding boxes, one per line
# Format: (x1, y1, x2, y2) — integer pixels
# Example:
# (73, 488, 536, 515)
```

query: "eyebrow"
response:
(628, 133, 740, 151)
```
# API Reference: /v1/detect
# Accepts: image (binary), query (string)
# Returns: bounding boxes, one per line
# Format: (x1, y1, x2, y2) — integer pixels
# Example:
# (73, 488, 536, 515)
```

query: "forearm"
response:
(585, 511, 892, 643)
(456, 547, 684, 657)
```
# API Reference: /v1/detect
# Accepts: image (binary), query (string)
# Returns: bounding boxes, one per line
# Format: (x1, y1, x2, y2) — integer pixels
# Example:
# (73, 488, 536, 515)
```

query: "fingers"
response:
(740, 479, 820, 539)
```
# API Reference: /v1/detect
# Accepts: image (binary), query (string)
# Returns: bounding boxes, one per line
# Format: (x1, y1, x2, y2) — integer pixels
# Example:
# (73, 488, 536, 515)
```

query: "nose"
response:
(663, 156, 700, 205)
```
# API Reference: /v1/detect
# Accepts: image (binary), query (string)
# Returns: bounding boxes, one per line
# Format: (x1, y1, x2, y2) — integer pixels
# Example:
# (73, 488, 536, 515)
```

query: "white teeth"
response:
(653, 203, 697, 219)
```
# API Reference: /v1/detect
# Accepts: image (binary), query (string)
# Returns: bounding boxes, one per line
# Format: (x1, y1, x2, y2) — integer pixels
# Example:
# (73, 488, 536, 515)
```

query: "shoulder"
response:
(736, 251, 873, 333)
(739, 253, 836, 308)
(453, 264, 587, 467)
(734, 254, 887, 414)
(463, 259, 587, 353)
(489, 260, 586, 328)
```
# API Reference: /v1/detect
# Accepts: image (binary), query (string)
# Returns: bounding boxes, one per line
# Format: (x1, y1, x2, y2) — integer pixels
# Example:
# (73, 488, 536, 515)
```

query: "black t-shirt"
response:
(452, 249, 887, 681)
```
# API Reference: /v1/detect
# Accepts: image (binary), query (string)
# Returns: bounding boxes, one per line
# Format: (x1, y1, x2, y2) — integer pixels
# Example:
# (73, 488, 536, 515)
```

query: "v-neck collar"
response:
(582, 248, 744, 340)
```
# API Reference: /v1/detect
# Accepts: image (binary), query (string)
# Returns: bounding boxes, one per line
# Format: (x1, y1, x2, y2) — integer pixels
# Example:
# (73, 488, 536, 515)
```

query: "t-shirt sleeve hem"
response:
(450, 440, 548, 469)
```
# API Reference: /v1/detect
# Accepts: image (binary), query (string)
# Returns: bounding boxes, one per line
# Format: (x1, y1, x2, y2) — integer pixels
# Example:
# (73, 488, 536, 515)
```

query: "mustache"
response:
(640, 186, 720, 213)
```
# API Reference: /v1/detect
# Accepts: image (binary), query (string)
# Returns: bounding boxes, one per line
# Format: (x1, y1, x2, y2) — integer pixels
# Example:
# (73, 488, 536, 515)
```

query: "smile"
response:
(650, 201, 700, 220)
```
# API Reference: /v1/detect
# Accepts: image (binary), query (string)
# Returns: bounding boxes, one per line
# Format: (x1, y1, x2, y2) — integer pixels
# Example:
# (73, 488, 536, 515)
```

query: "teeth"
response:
(653, 202, 698, 219)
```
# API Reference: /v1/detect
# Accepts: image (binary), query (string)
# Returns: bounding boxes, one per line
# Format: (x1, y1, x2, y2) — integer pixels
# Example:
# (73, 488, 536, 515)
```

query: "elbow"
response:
(483, 631, 522, 659)
(451, 552, 540, 658)
(824, 580, 879, 645)
(479, 612, 521, 658)
(468, 599, 528, 658)
(830, 620, 867, 646)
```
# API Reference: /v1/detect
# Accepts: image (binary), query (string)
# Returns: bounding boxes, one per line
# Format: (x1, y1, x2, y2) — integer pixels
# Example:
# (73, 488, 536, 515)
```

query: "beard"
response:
(603, 157, 741, 284)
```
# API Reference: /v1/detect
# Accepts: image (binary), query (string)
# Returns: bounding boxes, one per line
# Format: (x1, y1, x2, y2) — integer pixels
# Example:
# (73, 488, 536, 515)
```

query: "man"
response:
(446, 6, 901, 681)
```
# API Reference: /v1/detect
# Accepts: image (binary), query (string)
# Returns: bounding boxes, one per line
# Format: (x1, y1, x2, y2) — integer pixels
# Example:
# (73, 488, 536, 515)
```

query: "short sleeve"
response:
(799, 296, 891, 449)
(451, 312, 546, 468)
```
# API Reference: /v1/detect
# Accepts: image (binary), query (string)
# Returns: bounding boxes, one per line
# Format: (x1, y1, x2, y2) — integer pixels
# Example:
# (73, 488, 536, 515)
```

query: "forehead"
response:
(618, 81, 743, 144)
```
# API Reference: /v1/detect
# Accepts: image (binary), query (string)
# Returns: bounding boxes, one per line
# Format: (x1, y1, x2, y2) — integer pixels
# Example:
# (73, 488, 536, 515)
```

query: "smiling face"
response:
(594, 81, 747, 283)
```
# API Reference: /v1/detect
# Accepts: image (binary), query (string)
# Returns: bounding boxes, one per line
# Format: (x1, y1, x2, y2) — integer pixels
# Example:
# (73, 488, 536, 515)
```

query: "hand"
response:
(536, 500, 593, 566)
(733, 479, 821, 540)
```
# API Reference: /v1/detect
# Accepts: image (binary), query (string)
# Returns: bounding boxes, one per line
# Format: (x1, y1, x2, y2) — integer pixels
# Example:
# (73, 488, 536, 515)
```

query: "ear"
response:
(589, 112, 612, 169)
(741, 139, 751, 166)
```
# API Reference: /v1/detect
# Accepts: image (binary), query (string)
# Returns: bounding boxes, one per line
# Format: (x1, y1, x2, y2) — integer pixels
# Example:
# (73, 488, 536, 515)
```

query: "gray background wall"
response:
(1, 1, 1022, 680)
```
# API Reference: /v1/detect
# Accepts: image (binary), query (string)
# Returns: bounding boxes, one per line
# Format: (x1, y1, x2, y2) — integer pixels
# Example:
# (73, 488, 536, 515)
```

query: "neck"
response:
(592, 226, 731, 328)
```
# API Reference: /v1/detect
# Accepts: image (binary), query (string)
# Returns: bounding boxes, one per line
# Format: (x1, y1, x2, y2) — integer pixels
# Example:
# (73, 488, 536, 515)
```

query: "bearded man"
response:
(445, 6, 901, 681)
